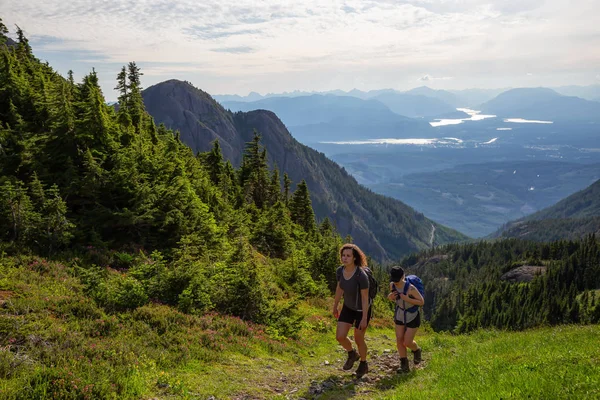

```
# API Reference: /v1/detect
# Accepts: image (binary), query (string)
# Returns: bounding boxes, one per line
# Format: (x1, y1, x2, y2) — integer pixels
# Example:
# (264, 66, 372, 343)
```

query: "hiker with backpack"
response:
(333, 243, 376, 378)
(388, 266, 424, 373)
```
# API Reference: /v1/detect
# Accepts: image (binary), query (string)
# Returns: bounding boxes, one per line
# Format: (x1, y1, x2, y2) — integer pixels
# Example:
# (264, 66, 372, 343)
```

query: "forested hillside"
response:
(493, 179, 600, 241)
(0, 25, 348, 332)
(521, 178, 600, 220)
(401, 236, 600, 332)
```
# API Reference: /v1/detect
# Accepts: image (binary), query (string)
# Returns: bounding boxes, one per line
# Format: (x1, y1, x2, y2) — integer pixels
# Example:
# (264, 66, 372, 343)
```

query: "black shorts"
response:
(395, 311, 421, 329)
(338, 304, 372, 329)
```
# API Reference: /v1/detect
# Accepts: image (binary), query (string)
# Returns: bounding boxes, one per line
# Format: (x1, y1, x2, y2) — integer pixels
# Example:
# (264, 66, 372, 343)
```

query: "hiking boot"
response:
(343, 349, 359, 370)
(413, 347, 422, 364)
(355, 361, 368, 378)
(398, 357, 409, 373)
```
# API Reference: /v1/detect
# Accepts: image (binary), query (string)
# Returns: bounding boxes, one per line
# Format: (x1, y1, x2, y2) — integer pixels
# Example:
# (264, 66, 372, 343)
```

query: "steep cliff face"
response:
(143, 80, 468, 260)
(143, 80, 242, 164)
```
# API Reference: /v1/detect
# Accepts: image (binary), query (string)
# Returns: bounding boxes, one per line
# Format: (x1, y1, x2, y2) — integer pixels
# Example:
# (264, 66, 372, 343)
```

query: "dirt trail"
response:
(231, 349, 427, 400)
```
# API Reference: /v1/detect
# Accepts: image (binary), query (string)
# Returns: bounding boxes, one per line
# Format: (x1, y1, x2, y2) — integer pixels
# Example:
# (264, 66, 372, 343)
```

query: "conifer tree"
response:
(126, 62, 144, 130)
(37, 184, 74, 255)
(67, 70, 75, 88)
(0, 180, 38, 243)
(205, 139, 224, 185)
(223, 160, 242, 206)
(0, 18, 8, 43)
(28, 173, 45, 209)
(283, 172, 291, 205)
(269, 165, 280, 205)
(289, 180, 316, 233)
(115, 66, 128, 107)
(15, 26, 32, 57)
(319, 217, 333, 236)
(115, 66, 132, 127)
(75, 70, 115, 155)
(239, 131, 270, 208)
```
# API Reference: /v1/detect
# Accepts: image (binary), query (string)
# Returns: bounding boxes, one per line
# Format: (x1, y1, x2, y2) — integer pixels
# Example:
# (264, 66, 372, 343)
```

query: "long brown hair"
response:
(339, 243, 368, 267)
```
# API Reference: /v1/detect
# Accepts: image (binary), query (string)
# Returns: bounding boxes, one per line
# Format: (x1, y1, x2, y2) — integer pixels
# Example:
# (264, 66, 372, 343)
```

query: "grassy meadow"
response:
(1, 256, 598, 399)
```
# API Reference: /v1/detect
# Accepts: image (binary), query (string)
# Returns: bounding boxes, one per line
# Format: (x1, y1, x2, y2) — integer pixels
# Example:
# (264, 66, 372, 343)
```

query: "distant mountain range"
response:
(215, 85, 600, 148)
(214, 84, 600, 110)
(492, 179, 600, 241)
(478, 88, 600, 122)
(552, 84, 600, 101)
(142, 80, 468, 260)
(371, 92, 456, 117)
(222, 95, 397, 126)
(221, 95, 434, 143)
(404, 87, 460, 107)
(214, 86, 500, 108)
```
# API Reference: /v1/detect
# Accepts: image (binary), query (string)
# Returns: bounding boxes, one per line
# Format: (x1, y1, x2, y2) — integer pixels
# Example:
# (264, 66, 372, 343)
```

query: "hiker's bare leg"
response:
(403, 327, 419, 352)
(354, 325, 368, 361)
(336, 322, 353, 351)
(395, 324, 407, 357)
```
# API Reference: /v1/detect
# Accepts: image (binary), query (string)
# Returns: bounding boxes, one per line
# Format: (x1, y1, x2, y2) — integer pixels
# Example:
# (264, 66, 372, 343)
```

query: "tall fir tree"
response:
(126, 62, 144, 130)
(289, 180, 316, 233)
(204, 139, 224, 186)
(239, 131, 270, 209)
(283, 172, 291, 205)
(269, 165, 281, 205)
(0, 18, 8, 44)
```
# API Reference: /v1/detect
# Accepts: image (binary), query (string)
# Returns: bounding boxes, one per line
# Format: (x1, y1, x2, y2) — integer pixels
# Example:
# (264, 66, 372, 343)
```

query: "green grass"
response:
(1, 256, 599, 399)
(376, 326, 599, 400)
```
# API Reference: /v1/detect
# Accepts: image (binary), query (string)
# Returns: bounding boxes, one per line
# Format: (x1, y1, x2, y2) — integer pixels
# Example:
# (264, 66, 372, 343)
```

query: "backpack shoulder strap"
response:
(403, 280, 411, 296)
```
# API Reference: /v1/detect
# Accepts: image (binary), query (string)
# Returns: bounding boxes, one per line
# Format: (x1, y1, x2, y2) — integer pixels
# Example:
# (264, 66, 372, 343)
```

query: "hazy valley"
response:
(220, 86, 600, 237)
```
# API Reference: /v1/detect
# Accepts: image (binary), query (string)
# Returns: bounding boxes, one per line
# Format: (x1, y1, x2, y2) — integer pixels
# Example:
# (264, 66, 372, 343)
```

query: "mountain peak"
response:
(410, 85, 434, 91)
(498, 87, 562, 97)
(143, 83, 467, 260)
(405, 86, 459, 106)
(480, 86, 600, 121)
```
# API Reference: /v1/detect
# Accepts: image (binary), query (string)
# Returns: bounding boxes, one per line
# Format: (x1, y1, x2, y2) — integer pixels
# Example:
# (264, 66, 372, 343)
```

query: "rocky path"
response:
(226, 341, 427, 400)
(303, 351, 426, 400)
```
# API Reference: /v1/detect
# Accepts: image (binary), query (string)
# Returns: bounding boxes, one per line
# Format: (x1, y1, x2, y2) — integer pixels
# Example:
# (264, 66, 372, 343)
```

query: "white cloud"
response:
(3, 0, 599, 96)
(419, 74, 453, 82)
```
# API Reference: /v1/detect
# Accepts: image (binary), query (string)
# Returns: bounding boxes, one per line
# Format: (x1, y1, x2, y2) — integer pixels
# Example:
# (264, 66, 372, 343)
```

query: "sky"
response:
(3, 0, 600, 101)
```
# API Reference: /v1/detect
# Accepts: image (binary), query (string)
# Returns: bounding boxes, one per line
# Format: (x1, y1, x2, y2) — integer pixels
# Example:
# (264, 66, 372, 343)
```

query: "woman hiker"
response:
(388, 266, 424, 373)
(332, 243, 371, 378)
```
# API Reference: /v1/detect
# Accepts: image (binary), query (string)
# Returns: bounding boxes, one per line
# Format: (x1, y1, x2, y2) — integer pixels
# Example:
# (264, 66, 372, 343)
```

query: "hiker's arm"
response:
(358, 288, 369, 330)
(333, 283, 343, 318)
(399, 285, 424, 306)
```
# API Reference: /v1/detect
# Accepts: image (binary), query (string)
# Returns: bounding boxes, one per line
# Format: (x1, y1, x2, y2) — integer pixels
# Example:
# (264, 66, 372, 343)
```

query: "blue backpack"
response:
(402, 275, 425, 313)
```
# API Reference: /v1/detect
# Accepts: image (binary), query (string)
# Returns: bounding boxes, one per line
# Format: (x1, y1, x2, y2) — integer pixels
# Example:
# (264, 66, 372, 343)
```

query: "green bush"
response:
(111, 252, 136, 270)
(263, 299, 304, 339)
(97, 275, 148, 312)
(132, 304, 191, 335)
(128, 252, 169, 301)
(178, 272, 212, 314)
(54, 296, 103, 320)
